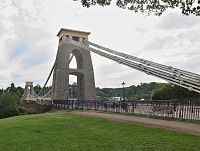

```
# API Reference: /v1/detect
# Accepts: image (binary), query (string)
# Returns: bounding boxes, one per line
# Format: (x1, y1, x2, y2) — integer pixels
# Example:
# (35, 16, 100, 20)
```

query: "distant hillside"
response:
(96, 82, 200, 100)
(96, 82, 164, 100)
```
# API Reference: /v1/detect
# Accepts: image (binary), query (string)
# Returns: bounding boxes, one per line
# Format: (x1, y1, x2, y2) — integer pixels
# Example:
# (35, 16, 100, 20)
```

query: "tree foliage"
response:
(34, 84, 42, 94)
(75, 0, 200, 16)
(6, 83, 24, 99)
(96, 82, 200, 100)
(152, 84, 200, 100)
(0, 92, 20, 119)
(96, 82, 165, 100)
(0, 83, 24, 119)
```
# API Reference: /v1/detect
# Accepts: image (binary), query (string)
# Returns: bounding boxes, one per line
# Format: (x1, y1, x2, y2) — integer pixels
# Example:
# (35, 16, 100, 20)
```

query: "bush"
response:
(0, 93, 20, 118)
(18, 107, 27, 115)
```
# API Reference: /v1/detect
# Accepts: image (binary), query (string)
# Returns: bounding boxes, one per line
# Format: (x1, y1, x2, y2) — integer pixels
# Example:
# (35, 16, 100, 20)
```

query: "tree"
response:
(152, 84, 174, 100)
(5, 83, 24, 100)
(34, 84, 42, 94)
(74, 0, 200, 16)
(96, 87, 105, 97)
(16, 86, 24, 98)
(95, 82, 165, 100)
(152, 84, 200, 100)
(0, 88, 3, 95)
(0, 93, 20, 119)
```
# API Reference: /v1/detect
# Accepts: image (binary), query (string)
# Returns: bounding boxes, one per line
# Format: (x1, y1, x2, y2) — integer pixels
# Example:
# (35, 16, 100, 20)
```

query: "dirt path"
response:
(73, 111, 200, 136)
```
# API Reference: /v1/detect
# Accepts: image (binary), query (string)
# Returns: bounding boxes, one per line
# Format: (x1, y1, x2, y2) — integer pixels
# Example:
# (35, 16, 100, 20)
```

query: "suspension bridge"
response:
(20, 28, 200, 119)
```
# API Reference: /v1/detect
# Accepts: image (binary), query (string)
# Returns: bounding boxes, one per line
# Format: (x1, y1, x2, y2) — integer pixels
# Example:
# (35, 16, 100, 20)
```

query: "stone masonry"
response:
(52, 28, 96, 101)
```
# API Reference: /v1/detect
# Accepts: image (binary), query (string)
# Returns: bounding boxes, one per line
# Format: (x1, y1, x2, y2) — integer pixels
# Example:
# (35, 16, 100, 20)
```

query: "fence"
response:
(53, 100, 200, 120)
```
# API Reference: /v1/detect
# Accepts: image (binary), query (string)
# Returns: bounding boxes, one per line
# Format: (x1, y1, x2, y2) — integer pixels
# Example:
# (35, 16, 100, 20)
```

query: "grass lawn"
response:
(0, 110, 199, 151)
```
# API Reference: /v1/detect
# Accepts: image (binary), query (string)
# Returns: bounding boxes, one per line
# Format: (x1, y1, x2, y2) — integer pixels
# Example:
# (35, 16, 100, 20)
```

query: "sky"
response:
(0, 0, 200, 89)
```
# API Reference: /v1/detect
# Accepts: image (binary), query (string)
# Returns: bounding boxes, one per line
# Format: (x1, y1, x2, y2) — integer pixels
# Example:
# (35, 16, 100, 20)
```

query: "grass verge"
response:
(0, 110, 199, 151)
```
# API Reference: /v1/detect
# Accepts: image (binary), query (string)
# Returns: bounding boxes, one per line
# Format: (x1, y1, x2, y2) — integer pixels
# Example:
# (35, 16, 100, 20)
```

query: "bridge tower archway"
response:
(52, 28, 96, 101)
(22, 82, 36, 99)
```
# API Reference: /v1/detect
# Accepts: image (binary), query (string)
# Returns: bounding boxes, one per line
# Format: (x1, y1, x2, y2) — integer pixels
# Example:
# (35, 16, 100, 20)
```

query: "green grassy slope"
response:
(0, 111, 199, 151)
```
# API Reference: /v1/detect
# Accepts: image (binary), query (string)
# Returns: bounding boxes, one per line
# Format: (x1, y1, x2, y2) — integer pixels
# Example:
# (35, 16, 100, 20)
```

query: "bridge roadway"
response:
(25, 97, 52, 101)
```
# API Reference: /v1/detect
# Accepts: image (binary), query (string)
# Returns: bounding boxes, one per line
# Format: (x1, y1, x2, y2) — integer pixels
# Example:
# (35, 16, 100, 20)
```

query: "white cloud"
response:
(157, 13, 200, 30)
(0, 0, 199, 89)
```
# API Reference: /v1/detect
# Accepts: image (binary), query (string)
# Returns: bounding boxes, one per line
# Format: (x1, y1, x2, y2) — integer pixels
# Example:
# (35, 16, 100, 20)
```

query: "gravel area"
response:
(73, 110, 200, 136)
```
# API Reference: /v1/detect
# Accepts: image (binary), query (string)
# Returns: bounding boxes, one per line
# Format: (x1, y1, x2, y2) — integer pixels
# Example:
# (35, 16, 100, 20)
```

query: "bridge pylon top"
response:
(57, 28, 90, 39)
(25, 81, 33, 86)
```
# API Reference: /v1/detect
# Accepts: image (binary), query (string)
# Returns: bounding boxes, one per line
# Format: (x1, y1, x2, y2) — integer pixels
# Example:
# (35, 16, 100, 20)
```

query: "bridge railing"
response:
(53, 100, 200, 120)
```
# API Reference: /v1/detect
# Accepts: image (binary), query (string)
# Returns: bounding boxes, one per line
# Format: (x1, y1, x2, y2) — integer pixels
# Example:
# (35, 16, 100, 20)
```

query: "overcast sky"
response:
(0, 0, 200, 89)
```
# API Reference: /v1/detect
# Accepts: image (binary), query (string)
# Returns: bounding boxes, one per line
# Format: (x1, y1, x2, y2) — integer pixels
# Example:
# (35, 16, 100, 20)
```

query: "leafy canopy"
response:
(0, 92, 20, 118)
(74, 0, 200, 16)
(0, 83, 25, 119)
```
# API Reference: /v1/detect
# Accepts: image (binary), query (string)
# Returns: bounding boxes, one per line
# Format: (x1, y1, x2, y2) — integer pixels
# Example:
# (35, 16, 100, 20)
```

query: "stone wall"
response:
(20, 100, 52, 113)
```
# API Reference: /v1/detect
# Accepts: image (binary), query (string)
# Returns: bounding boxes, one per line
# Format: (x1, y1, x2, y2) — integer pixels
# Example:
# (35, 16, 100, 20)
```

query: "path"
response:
(73, 111, 200, 136)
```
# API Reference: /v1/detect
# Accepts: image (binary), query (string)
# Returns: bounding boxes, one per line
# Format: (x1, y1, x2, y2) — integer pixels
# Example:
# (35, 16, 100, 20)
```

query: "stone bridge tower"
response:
(52, 28, 96, 101)
(22, 82, 36, 99)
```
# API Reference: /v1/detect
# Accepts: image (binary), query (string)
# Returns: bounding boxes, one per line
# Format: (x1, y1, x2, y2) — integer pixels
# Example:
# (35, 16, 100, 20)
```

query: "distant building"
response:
(110, 97, 121, 102)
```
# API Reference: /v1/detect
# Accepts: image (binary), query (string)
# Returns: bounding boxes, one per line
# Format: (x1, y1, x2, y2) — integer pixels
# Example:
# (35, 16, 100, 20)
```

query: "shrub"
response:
(0, 93, 20, 118)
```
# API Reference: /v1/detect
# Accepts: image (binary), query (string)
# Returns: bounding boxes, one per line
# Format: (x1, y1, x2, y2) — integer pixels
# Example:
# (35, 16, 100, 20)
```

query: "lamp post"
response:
(122, 81, 125, 102)
(171, 84, 174, 101)
(66, 91, 69, 100)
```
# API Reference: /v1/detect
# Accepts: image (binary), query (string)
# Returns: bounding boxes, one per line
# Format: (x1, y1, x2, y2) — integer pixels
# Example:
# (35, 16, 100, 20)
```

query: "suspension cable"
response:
(69, 54, 74, 63)
(38, 63, 55, 96)
(66, 38, 200, 93)
(37, 53, 74, 97)
(41, 88, 53, 98)
(87, 41, 200, 81)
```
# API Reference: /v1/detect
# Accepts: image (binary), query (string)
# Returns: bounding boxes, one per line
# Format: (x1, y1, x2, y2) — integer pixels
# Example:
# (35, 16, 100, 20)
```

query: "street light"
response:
(66, 91, 69, 100)
(171, 84, 174, 101)
(122, 81, 125, 102)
